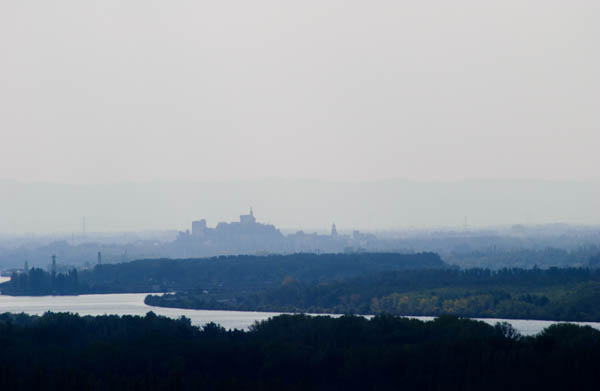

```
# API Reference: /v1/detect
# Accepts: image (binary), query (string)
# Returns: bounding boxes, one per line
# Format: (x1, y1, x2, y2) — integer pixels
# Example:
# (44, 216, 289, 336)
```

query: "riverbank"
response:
(1, 292, 599, 335)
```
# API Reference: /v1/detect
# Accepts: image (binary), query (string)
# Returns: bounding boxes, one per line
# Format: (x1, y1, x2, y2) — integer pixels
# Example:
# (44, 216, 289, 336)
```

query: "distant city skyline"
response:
(0, 179, 598, 234)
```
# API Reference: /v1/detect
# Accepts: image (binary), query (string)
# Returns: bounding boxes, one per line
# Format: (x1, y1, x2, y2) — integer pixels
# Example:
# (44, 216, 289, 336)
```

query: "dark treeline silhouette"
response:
(4, 267, 79, 295)
(0, 252, 446, 295)
(444, 246, 600, 269)
(147, 267, 600, 321)
(590, 253, 600, 267)
(0, 312, 599, 390)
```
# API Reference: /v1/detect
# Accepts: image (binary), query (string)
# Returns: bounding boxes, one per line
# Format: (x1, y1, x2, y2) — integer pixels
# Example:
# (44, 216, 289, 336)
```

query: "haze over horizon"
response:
(1, 179, 599, 234)
(1, 2, 599, 233)
(2, 1, 599, 185)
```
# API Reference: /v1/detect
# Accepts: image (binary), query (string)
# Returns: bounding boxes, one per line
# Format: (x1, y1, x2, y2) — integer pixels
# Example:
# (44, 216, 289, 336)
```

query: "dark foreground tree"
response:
(0, 312, 599, 390)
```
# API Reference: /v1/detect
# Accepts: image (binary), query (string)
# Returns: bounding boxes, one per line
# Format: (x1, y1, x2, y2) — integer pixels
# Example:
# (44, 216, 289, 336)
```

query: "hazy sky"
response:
(1, 1, 599, 184)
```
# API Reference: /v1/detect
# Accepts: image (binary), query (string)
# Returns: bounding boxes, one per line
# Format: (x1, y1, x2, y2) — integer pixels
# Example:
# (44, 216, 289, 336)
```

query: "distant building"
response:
(178, 209, 285, 255)
(239, 208, 256, 225)
(192, 219, 208, 236)
(177, 209, 366, 256)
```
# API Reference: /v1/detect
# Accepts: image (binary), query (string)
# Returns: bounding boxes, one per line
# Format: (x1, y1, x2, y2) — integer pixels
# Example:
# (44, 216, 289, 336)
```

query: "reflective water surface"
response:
(0, 289, 598, 335)
(0, 293, 281, 330)
(405, 315, 600, 336)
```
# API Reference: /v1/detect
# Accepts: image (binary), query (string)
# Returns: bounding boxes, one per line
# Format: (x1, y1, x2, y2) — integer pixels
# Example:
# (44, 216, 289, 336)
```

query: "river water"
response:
(0, 292, 285, 330)
(1, 290, 599, 335)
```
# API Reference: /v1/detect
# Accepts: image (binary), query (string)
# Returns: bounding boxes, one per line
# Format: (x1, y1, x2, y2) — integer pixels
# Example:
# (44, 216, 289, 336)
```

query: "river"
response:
(0, 289, 599, 335)
(0, 292, 282, 330)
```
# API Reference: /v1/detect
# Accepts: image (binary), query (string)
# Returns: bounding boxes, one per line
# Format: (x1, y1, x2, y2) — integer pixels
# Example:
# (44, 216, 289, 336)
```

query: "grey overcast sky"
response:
(1, 1, 599, 184)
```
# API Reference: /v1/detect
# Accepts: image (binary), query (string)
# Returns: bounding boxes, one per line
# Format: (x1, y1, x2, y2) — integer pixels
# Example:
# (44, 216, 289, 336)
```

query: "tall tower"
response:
(51, 255, 57, 274)
(331, 223, 338, 237)
(97, 251, 102, 265)
(240, 208, 256, 225)
(24, 260, 29, 273)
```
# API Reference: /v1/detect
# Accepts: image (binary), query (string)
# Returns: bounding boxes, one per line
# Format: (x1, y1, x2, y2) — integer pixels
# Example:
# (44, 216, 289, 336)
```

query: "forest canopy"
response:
(146, 267, 600, 322)
(0, 252, 446, 295)
(0, 311, 599, 390)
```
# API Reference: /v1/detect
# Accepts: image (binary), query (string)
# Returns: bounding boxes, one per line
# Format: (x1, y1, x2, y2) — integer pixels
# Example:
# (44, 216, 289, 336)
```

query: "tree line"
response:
(0, 252, 446, 295)
(443, 246, 600, 269)
(0, 311, 599, 390)
(147, 267, 600, 321)
(3, 267, 79, 295)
